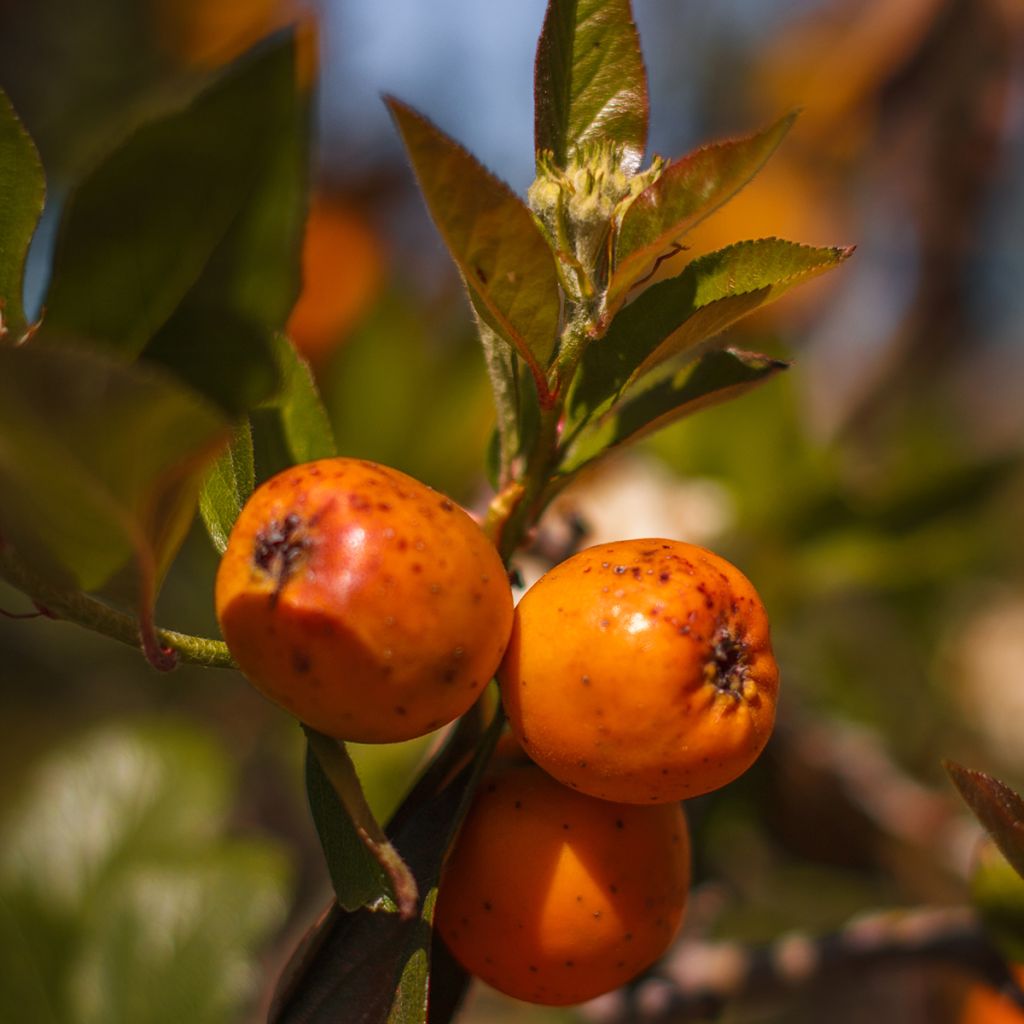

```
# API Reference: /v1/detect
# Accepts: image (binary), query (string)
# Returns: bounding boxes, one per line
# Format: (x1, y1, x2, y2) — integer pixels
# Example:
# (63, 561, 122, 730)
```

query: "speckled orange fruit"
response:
(435, 760, 689, 1006)
(215, 458, 513, 742)
(499, 539, 779, 803)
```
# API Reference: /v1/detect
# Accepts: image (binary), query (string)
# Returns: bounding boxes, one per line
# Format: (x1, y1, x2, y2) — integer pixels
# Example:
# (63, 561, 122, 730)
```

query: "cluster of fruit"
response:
(215, 456, 780, 1006)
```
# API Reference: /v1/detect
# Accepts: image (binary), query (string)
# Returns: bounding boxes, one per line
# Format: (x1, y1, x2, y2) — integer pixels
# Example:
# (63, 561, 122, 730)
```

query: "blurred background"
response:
(1, 0, 1023, 1021)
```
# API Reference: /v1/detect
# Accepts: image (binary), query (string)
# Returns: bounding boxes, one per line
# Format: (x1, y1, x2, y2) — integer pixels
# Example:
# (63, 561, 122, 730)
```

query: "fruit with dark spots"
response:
(215, 457, 513, 742)
(435, 761, 689, 1006)
(499, 538, 779, 802)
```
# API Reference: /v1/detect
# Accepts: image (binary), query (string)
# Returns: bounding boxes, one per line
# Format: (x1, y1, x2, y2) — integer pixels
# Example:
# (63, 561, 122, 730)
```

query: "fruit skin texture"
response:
(499, 539, 779, 803)
(435, 760, 690, 1006)
(215, 458, 513, 743)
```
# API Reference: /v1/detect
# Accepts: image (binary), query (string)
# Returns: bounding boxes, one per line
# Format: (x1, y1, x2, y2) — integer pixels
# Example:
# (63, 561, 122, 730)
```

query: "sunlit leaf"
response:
(946, 761, 1024, 881)
(199, 420, 255, 555)
(563, 347, 788, 474)
(608, 113, 796, 314)
(0, 344, 226, 622)
(269, 333, 338, 465)
(574, 238, 850, 422)
(534, 0, 648, 173)
(0, 89, 45, 339)
(42, 34, 301, 359)
(386, 98, 560, 394)
(270, 712, 502, 1024)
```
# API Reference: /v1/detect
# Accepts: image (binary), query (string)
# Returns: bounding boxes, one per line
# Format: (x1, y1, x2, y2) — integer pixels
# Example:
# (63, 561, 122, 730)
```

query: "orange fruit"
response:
(960, 966, 1024, 1024)
(435, 760, 690, 1006)
(286, 195, 385, 366)
(499, 539, 779, 803)
(215, 458, 513, 742)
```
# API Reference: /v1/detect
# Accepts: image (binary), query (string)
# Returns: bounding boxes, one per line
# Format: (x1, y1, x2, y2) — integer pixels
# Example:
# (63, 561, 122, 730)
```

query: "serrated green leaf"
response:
(947, 761, 1024, 881)
(563, 347, 788, 474)
(270, 333, 338, 465)
(198, 420, 255, 555)
(0, 89, 45, 339)
(0, 343, 226, 621)
(608, 113, 797, 315)
(534, 0, 648, 173)
(270, 711, 503, 1024)
(386, 97, 560, 394)
(41, 35, 301, 359)
(574, 238, 850, 423)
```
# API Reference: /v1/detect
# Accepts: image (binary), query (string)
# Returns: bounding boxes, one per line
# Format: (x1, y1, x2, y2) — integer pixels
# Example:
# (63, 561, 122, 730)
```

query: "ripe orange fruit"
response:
(215, 458, 513, 742)
(960, 966, 1024, 1024)
(499, 539, 779, 803)
(435, 760, 690, 1006)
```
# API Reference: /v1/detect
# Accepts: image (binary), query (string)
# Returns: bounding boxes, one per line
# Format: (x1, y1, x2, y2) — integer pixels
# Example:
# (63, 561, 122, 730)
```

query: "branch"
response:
(580, 906, 1021, 1023)
(0, 545, 236, 669)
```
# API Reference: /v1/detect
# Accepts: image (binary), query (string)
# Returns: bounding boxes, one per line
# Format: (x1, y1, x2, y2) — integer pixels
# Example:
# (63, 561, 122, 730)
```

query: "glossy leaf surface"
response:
(608, 114, 796, 313)
(534, 0, 648, 172)
(575, 238, 850, 422)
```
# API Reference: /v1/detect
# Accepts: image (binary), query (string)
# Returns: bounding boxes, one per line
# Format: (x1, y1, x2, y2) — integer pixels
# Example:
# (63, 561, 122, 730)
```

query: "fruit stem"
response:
(0, 544, 237, 669)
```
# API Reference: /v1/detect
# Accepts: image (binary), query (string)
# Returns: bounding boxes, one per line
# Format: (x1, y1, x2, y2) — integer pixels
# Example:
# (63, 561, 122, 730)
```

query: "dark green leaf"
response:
(305, 730, 416, 917)
(563, 347, 788, 473)
(946, 761, 1024, 881)
(534, 0, 648, 172)
(269, 333, 338, 465)
(386, 98, 560, 395)
(0, 343, 226, 616)
(199, 420, 255, 555)
(42, 34, 301, 359)
(142, 32, 308, 414)
(574, 238, 851, 422)
(0, 89, 45, 339)
(270, 711, 503, 1024)
(608, 113, 797, 314)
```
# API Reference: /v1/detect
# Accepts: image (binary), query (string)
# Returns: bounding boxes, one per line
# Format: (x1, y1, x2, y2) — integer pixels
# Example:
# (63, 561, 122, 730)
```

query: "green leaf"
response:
(386, 97, 561, 396)
(0, 343, 226, 627)
(0, 89, 45, 339)
(563, 347, 788, 473)
(41, 34, 302, 359)
(574, 238, 851, 422)
(198, 420, 255, 555)
(305, 730, 417, 917)
(608, 113, 797, 314)
(142, 32, 308, 415)
(534, 0, 648, 172)
(269, 333, 338, 465)
(946, 761, 1024, 881)
(270, 711, 503, 1024)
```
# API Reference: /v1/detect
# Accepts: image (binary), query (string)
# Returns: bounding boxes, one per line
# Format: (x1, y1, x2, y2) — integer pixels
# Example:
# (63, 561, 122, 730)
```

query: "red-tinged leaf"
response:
(534, 0, 648, 173)
(562, 348, 788, 474)
(946, 761, 1024, 881)
(386, 98, 560, 400)
(573, 238, 851, 422)
(0, 89, 45, 340)
(608, 113, 797, 314)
